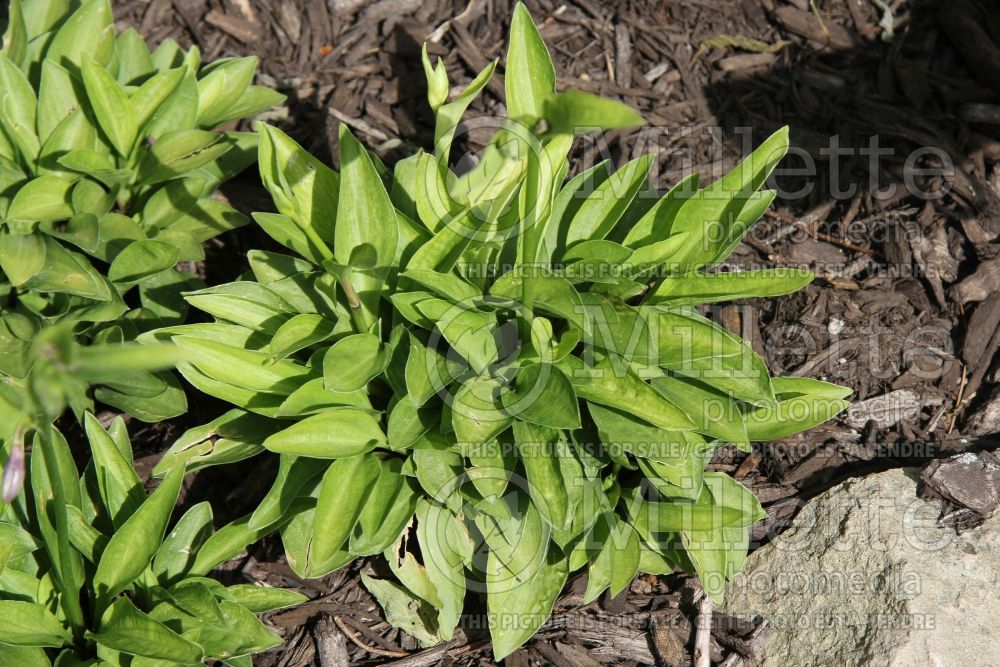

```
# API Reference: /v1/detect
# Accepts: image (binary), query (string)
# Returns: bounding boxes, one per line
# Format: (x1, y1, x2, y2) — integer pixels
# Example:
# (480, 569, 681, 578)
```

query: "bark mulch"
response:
(105, 0, 1000, 664)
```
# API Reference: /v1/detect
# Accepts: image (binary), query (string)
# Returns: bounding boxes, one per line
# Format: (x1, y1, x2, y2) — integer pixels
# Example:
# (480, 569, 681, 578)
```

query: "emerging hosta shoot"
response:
(0, 0, 283, 437)
(148, 3, 849, 658)
(0, 416, 305, 665)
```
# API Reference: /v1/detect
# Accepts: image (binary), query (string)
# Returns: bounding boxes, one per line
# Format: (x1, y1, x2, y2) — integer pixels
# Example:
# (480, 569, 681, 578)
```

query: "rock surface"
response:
(723, 468, 1000, 667)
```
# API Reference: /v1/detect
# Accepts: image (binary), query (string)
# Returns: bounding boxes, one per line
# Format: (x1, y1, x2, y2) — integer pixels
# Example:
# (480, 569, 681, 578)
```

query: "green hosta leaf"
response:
(1, 0, 27, 67)
(36, 109, 99, 176)
(87, 597, 204, 663)
(650, 374, 749, 449)
(81, 57, 137, 157)
(152, 501, 213, 583)
(222, 585, 308, 613)
(83, 413, 144, 526)
(188, 513, 278, 576)
(249, 454, 325, 530)
(144, 69, 199, 140)
(0, 601, 71, 647)
(262, 408, 387, 457)
(513, 422, 572, 533)
(561, 356, 695, 431)
(680, 473, 765, 604)
(184, 281, 295, 333)
(323, 332, 390, 392)
(6, 175, 74, 222)
(153, 409, 277, 477)
(23, 236, 112, 300)
(257, 124, 338, 245)
(0, 645, 48, 666)
(743, 392, 849, 441)
(544, 90, 645, 135)
(335, 124, 398, 324)
(92, 466, 184, 599)
(401, 268, 480, 303)
(502, 362, 580, 429)
(221, 85, 285, 126)
(197, 56, 258, 128)
(670, 127, 788, 269)
(0, 231, 45, 286)
(415, 500, 467, 640)
(452, 376, 512, 445)
(172, 336, 312, 394)
(505, 2, 555, 125)
(115, 28, 155, 84)
(281, 489, 354, 579)
(488, 549, 568, 660)
(36, 59, 80, 142)
(0, 52, 39, 159)
(351, 457, 419, 555)
(269, 313, 336, 359)
(312, 453, 380, 562)
(46, 0, 115, 69)
(107, 240, 179, 284)
(433, 59, 497, 162)
(252, 211, 328, 265)
(138, 129, 231, 184)
(648, 268, 814, 306)
(583, 516, 640, 604)
(131, 67, 186, 130)
(771, 375, 852, 401)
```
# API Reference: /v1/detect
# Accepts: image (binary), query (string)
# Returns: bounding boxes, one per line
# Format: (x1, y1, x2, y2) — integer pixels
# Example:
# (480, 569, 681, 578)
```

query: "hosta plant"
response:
(0, 415, 305, 666)
(0, 0, 283, 428)
(147, 4, 850, 658)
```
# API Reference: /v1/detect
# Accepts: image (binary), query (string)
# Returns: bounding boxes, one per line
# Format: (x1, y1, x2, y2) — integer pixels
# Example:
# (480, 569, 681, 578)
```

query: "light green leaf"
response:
(544, 90, 645, 134)
(93, 466, 184, 599)
(262, 408, 387, 457)
(561, 357, 695, 431)
(0, 230, 45, 286)
(502, 362, 580, 429)
(505, 2, 555, 125)
(107, 240, 179, 284)
(648, 268, 814, 306)
(152, 501, 213, 583)
(269, 313, 336, 359)
(222, 584, 308, 613)
(323, 332, 390, 392)
(335, 124, 398, 325)
(87, 597, 203, 663)
(0, 601, 70, 647)
(312, 453, 380, 563)
(138, 129, 230, 184)
(488, 550, 567, 660)
(81, 57, 137, 157)
(0, 53, 39, 160)
(197, 56, 258, 128)
(172, 336, 312, 394)
(6, 175, 74, 222)
(45, 0, 115, 69)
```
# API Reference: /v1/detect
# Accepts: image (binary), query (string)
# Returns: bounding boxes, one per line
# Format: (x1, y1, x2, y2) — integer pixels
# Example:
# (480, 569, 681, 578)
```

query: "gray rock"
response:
(723, 468, 1000, 667)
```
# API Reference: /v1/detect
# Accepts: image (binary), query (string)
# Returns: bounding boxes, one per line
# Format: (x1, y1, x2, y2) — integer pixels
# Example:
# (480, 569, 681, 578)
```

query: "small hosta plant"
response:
(0, 0, 283, 427)
(148, 3, 849, 658)
(0, 415, 305, 666)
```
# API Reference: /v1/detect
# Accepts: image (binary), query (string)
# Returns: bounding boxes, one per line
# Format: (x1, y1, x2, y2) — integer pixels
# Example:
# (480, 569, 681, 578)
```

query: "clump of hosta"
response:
(0, 415, 305, 665)
(0, 0, 284, 432)
(149, 3, 849, 658)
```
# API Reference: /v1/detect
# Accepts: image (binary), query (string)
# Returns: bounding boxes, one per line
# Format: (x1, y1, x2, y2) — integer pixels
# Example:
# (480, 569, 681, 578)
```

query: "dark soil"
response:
(109, 0, 1000, 664)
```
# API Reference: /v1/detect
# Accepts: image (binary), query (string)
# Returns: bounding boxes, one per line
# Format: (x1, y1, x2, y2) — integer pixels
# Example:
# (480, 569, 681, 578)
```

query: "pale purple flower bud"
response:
(2, 440, 25, 503)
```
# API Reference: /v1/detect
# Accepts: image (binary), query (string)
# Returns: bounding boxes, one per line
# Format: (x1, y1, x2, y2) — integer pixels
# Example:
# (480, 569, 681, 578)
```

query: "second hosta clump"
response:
(149, 4, 849, 658)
